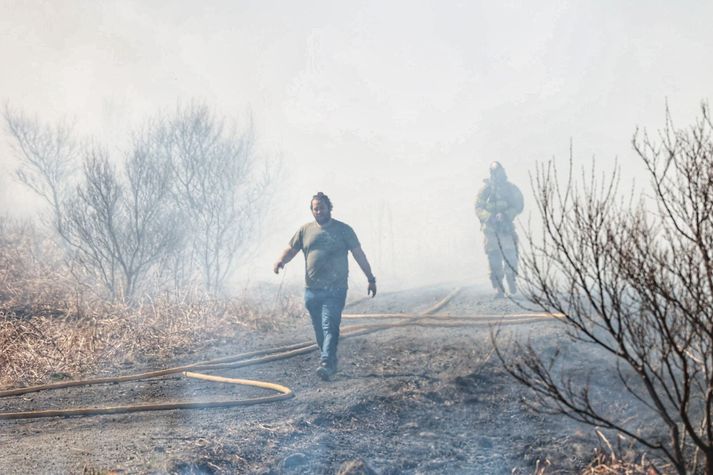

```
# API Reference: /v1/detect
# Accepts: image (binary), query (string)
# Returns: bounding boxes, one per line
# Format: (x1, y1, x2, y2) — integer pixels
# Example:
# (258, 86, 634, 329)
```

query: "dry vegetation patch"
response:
(0, 221, 301, 389)
(579, 432, 671, 475)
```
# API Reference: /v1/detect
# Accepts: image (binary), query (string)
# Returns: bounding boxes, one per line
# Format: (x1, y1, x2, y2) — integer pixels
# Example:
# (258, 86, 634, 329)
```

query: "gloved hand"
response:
(488, 212, 504, 225)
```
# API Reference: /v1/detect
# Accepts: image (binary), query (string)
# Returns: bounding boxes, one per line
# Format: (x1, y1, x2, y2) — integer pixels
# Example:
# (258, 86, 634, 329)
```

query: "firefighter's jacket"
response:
(475, 178, 524, 252)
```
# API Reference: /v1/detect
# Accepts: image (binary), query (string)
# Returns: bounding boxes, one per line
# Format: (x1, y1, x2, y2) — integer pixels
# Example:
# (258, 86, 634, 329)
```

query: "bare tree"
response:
(166, 103, 270, 294)
(497, 104, 713, 474)
(4, 105, 78, 236)
(4, 108, 183, 300)
(5, 103, 272, 299)
(63, 149, 123, 297)
(63, 141, 180, 300)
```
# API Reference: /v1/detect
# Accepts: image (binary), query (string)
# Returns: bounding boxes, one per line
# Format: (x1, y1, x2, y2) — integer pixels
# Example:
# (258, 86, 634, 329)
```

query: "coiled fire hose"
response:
(0, 287, 560, 420)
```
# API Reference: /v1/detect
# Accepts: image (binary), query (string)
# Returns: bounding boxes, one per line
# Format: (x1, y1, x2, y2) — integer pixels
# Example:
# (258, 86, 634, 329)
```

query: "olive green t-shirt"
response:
(289, 219, 360, 289)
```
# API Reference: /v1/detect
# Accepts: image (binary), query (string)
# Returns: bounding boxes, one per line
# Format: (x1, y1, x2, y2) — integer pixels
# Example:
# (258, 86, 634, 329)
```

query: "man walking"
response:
(274, 192, 377, 381)
(475, 162, 524, 298)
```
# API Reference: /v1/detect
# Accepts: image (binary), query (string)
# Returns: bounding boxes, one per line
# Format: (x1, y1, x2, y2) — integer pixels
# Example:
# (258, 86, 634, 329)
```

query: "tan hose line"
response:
(0, 287, 561, 420)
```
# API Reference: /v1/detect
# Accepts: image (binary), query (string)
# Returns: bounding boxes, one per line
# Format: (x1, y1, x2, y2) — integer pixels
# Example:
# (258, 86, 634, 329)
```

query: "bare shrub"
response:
(61, 143, 181, 300)
(497, 103, 713, 474)
(4, 102, 272, 300)
(164, 103, 272, 294)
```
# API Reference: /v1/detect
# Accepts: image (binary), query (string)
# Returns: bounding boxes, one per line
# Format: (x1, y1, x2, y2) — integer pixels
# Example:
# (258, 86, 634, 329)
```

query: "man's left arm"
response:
(350, 246, 377, 297)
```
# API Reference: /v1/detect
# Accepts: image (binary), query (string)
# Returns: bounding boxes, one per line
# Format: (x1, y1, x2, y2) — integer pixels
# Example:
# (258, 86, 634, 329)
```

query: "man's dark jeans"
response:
(304, 287, 348, 371)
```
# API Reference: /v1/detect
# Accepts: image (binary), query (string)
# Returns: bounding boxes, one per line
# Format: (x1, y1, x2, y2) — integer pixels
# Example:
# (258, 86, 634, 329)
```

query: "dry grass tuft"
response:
(0, 221, 302, 389)
(580, 431, 670, 475)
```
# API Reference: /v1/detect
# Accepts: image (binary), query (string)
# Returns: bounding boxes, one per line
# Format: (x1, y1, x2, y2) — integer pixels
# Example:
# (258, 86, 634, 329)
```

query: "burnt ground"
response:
(0, 284, 654, 474)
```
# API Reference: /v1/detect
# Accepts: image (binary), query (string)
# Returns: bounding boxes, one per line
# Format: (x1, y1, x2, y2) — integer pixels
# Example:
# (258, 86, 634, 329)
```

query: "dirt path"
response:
(0, 285, 605, 474)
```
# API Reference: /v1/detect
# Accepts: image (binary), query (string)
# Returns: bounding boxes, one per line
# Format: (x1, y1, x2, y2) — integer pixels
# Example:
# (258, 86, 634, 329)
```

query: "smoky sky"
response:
(1, 0, 712, 290)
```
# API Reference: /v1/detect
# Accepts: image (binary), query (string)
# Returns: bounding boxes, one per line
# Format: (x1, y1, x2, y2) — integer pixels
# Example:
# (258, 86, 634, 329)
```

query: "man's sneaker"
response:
(316, 362, 332, 381)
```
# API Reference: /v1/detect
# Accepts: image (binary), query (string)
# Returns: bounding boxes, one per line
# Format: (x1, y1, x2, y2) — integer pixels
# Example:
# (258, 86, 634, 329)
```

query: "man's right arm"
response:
(273, 247, 300, 274)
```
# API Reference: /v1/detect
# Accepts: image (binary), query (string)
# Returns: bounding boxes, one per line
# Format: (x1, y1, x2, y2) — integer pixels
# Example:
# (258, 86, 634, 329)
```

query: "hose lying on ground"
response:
(0, 287, 560, 420)
(0, 374, 293, 421)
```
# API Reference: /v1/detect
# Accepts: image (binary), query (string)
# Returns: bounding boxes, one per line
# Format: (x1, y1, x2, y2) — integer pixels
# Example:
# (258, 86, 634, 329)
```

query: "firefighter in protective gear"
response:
(475, 161, 524, 297)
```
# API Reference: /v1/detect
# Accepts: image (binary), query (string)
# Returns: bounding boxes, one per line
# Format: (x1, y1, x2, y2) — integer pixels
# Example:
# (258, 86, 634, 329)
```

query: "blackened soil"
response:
(0, 285, 633, 474)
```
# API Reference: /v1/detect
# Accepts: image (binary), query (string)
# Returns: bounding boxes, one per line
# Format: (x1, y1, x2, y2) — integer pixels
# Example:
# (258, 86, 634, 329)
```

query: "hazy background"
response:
(1, 0, 712, 293)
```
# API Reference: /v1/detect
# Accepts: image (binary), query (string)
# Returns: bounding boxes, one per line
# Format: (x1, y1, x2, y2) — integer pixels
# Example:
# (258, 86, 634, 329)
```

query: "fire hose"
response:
(0, 287, 560, 420)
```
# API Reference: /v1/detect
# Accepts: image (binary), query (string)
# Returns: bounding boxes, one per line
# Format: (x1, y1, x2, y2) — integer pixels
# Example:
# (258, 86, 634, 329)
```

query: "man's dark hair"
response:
(311, 192, 333, 211)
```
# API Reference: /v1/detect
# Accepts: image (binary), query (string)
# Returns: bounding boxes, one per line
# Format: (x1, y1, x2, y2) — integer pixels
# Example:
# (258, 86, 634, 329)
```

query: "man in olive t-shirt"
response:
(273, 192, 377, 381)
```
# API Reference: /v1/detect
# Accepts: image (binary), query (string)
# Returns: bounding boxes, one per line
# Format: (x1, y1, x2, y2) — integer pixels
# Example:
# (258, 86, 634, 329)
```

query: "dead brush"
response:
(581, 430, 669, 475)
(0, 290, 303, 389)
(0, 220, 72, 316)
(0, 221, 303, 389)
